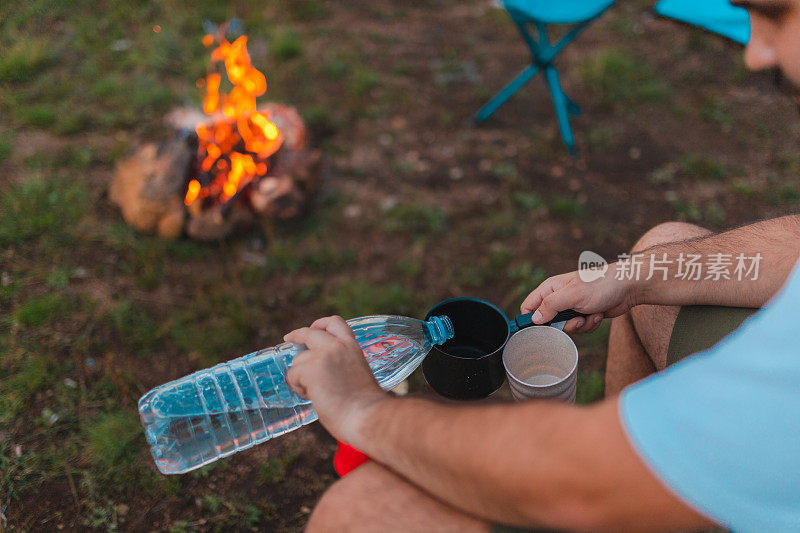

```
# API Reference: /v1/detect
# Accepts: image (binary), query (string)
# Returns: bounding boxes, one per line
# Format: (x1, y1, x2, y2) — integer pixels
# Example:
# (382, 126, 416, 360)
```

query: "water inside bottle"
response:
(141, 315, 454, 474)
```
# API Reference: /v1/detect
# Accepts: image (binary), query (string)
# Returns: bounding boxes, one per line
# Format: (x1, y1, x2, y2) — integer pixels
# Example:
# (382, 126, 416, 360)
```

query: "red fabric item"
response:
(333, 441, 370, 476)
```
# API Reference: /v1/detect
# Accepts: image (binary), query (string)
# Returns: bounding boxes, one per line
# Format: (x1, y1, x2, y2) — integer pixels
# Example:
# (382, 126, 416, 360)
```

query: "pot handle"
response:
(511, 309, 587, 332)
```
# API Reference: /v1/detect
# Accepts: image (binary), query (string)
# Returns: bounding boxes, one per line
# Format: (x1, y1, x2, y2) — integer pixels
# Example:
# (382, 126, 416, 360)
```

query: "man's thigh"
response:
(627, 221, 713, 370)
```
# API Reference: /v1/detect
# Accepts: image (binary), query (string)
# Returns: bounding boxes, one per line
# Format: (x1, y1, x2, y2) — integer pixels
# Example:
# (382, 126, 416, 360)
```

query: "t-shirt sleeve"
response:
(620, 264, 800, 533)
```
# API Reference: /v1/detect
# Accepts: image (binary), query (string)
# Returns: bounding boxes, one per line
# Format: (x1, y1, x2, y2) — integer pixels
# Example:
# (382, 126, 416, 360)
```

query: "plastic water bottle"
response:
(139, 314, 454, 474)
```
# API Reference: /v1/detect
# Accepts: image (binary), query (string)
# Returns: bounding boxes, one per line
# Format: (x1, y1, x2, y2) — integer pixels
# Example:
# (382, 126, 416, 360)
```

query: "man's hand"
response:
(284, 315, 388, 445)
(521, 264, 636, 334)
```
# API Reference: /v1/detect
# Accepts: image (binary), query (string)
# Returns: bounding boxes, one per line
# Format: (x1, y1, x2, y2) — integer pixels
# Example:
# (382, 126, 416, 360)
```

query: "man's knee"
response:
(308, 475, 352, 531)
(307, 462, 490, 532)
(308, 466, 378, 531)
(631, 221, 711, 254)
(621, 222, 709, 371)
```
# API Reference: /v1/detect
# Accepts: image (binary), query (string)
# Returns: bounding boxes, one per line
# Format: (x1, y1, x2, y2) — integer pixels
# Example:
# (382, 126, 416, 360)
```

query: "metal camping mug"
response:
(503, 326, 579, 403)
(422, 297, 585, 400)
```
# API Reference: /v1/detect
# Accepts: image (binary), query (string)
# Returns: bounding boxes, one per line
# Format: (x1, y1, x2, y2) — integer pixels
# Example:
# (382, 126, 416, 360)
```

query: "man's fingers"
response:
(582, 314, 604, 333)
(285, 360, 309, 398)
(310, 315, 357, 343)
(521, 278, 556, 314)
(285, 327, 340, 351)
(573, 313, 603, 334)
(562, 317, 586, 334)
(534, 287, 579, 324)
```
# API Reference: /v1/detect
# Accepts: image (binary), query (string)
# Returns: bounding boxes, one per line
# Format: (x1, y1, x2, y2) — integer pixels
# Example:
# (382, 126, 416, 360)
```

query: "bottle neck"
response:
(424, 315, 455, 346)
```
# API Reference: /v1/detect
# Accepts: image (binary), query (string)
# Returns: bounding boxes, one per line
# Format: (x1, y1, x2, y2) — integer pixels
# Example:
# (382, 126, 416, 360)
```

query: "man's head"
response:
(733, 0, 800, 92)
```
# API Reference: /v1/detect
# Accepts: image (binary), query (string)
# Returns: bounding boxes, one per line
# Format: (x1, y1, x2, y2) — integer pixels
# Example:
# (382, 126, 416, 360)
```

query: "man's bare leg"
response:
(605, 222, 712, 394)
(308, 461, 489, 533)
(606, 313, 656, 395)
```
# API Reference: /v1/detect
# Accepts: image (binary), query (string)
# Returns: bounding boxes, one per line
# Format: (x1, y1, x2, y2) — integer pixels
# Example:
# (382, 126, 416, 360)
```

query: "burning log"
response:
(109, 139, 192, 239)
(109, 24, 321, 240)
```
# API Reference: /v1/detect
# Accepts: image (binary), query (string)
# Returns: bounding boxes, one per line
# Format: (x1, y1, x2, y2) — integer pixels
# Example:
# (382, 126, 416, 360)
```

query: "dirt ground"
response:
(1, 0, 799, 531)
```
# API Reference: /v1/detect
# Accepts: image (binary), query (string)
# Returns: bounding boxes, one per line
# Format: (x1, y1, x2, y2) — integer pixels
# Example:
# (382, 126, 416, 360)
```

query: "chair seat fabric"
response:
(502, 0, 615, 24)
(655, 0, 750, 44)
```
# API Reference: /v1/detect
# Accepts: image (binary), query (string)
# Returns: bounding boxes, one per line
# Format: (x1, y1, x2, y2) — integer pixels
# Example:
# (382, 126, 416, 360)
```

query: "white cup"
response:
(502, 326, 578, 403)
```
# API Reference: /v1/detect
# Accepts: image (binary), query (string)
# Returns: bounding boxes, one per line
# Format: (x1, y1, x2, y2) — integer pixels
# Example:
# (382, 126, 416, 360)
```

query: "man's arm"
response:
(523, 215, 800, 331)
(633, 215, 800, 309)
(284, 317, 715, 532)
(353, 397, 713, 532)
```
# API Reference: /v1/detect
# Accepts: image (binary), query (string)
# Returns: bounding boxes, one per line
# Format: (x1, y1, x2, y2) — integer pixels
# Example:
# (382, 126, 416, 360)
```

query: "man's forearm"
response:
(351, 397, 712, 531)
(631, 215, 800, 308)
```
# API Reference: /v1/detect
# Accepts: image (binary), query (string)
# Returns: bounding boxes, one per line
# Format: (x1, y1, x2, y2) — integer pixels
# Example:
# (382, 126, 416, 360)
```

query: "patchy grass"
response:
(257, 448, 300, 485)
(731, 179, 756, 197)
(82, 410, 143, 480)
(348, 68, 381, 97)
(548, 196, 585, 218)
(18, 105, 57, 128)
(492, 161, 520, 183)
(512, 191, 545, 211)
(0, 356, 53, 424)
(579, 48, 667, 108)
(325, 280, 419, 317)
(287, 0, 331, 21)
(670, 198, 702, 222)
(576, 370, 605, 404)
(762, 182, 800, 206)
(169, 293, 256, 365)
(699, 94, 734, 130)
(271, 28, 304, 60)
(0, 139, 11, 163)
(0, 37, 56, 82)
(14, 293, 70, 327)
(381, 203, 448, 237)
(678, 153, 731, 181)
(0, 176, 87, 247)
(107, 300, 163, 355)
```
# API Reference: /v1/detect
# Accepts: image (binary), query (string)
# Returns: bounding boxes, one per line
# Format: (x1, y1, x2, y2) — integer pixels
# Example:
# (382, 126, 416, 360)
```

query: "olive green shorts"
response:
(492, 305, 758, 533)
(666, 305, 758, 366)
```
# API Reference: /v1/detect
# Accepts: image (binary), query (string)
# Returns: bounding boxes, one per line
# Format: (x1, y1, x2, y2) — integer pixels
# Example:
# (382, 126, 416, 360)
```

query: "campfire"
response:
(110, 23, 320, 240)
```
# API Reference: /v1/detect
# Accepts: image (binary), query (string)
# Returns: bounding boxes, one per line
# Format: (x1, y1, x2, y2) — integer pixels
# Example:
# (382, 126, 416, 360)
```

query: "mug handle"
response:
(511, 309, 587, 332)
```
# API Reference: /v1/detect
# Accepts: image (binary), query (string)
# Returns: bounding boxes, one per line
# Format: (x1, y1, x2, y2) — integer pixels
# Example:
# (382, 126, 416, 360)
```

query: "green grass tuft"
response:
(548, 196, 585, 218)
(271, 28, 304, 60)
(579, 48, 667, 107)
(19, 105, 57, 127)
(0, 356, 52, 424)
(0, 176, 87, 246)
(381, 203, 448, 237)
(678, 153, 730, 181)
(83, 410, 142, 477)
(14, 293, 69, 327)
(576, 370, 605, 404)
(0, 37, 55, 82)
(348, 68, 380, 96)
(512, 192, 545, 211)
(107, 300, 163, 355)
(0, 140, 11, 163)
(325, 280, 418, 317)
(288, 0, 331, 21)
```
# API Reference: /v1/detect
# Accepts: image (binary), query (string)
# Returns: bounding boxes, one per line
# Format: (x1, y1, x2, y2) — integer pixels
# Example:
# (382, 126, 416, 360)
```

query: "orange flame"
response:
(185, 28, 283, 207)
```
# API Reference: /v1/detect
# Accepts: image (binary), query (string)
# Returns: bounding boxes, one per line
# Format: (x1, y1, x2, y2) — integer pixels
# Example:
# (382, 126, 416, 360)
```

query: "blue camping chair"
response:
(476, 0, 616, 154)
(655, 0, 750, 44)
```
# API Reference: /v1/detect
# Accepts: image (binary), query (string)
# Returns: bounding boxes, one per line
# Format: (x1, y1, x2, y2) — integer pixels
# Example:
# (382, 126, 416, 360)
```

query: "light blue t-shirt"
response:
(621, 261, 800, 532)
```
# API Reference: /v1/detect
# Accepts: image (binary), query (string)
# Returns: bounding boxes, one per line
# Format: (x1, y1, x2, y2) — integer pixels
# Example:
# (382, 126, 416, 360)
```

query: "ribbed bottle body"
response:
(139, 315, 453, 474)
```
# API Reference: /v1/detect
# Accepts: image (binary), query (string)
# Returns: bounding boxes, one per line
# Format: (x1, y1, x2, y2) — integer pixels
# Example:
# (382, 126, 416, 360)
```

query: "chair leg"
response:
(566, 95, 581, 116)
(475, 64, 540, 123)
(543, 65, 576, 155)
